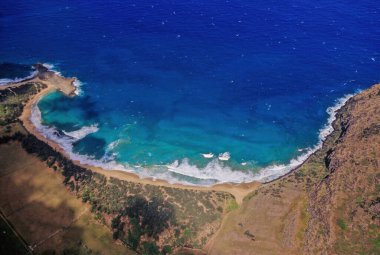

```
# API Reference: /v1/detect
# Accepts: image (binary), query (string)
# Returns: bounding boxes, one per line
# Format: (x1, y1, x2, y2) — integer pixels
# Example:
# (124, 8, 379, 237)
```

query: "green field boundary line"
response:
(0, 208, 32, 254)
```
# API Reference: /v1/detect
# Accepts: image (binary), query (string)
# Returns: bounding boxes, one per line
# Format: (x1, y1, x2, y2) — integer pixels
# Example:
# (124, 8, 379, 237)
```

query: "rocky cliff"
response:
(208, 84, 380, 255)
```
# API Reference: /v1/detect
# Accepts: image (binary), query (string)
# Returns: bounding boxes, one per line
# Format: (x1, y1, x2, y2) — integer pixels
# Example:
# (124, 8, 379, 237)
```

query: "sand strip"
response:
(3, 64, 260, 203)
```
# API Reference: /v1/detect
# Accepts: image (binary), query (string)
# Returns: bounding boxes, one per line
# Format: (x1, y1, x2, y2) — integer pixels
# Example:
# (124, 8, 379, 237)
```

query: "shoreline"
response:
(23, 97, 260, 202)
(11, 66, 259, 203)
(263, 93, 356, 185)
(3, 64, 354, 202)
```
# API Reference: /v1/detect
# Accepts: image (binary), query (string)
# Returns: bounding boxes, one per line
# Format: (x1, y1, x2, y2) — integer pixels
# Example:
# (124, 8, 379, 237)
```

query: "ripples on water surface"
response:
(0, 0, 379, 184)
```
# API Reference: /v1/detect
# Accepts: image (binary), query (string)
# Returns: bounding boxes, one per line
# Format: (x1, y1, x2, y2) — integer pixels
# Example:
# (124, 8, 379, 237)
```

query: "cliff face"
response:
(208, 84, 380, 255)
(304, 84, 380, 254)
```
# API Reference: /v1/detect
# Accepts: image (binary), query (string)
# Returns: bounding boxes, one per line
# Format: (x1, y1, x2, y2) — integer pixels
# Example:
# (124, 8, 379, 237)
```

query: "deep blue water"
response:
(1, 0, 379, 184)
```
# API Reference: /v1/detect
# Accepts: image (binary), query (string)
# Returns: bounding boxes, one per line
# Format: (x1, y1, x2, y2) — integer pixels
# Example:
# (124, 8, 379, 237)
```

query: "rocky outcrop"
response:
(304, 84, 380, 254)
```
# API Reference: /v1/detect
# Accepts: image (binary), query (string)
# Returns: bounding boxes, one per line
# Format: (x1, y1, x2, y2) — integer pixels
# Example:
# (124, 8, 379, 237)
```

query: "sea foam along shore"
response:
(25, 63, 358, 185)
(163, 92, 357, 184)
(0, 70, 38, 86)
(0, 62, 62, 86)
(251, 92, 357, 182)
(30, 104, 129, 172)
(41, 63, 83, 96)
(30, 81, 357, 185)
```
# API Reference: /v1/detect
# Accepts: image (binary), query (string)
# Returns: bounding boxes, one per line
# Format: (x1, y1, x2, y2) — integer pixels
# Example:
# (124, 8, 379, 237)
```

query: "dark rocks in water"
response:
(0, 62, 53, 83)
(33, 63, 49, 74)
(33, 63, 54, 80)
(0, 62, 33, 78)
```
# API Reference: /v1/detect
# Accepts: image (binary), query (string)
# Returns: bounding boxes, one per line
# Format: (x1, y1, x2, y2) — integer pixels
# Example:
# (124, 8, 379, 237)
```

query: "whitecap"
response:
(163, 92, 357, 184)
(251, 92, 356, 183)
(0, 70, 38, 86)
(62, 124, 99, 141)
(107, 139, 122, 151)
(41, 63, 62, 76)
(166, 158, 254, 183)
(42, 63, 84, 96)
(73, 79, 84, 96)
(29, 92, 357, 186)
(30, 102, 128, 172)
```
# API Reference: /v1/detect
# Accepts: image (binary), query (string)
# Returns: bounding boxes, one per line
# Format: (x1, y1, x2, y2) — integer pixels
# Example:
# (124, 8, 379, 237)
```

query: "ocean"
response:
(1, 0, 379, 185)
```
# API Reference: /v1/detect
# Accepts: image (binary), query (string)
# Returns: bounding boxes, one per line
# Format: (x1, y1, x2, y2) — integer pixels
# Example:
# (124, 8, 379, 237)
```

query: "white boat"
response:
(202, 153, 214, 159)
(218, 152, 231, 161)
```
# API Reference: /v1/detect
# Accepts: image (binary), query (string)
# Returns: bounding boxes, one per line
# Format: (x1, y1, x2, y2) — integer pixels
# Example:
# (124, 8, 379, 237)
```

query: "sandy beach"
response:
(5, 65, 261, 203)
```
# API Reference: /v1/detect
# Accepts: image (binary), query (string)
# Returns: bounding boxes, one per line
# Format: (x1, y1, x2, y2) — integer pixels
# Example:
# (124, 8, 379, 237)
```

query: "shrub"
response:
(337, 218, 347, 230)
(162, 245, 172, 254)
(226, 199, 239, 212)
(143, 242, 160, 255)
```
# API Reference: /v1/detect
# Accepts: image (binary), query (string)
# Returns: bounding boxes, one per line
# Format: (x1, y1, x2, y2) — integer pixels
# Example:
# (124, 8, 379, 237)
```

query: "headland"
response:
(1, 64, 378, 254)
(8, 64, 260, 203)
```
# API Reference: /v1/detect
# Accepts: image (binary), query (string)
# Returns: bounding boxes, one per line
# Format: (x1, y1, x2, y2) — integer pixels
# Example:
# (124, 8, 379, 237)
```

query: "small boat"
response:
(218, 152, 231, 161)
(241, 162, 247, 166)
(202, 153, 214, 159)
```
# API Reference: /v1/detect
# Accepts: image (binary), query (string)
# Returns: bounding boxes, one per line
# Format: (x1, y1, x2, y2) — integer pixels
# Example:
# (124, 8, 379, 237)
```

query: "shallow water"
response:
(1, 0, 379, 184)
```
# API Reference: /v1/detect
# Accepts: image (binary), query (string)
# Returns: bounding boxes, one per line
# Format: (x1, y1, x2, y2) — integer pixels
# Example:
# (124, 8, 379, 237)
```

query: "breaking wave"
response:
(163, 92, 356, 184)
(63, 124, 99, 141)
(167, 159, 254, 183)
(0, 70, 38, 86)
(73, 79, 84, 96)
(41, 63, 62, 76)
(30, 92, 356, 186)
(41, 63, 84, 96)
(30, 103, 127, 172)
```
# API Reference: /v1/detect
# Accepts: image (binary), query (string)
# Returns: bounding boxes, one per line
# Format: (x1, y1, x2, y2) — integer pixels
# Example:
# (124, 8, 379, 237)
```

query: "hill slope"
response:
(208, 84, 380, 255)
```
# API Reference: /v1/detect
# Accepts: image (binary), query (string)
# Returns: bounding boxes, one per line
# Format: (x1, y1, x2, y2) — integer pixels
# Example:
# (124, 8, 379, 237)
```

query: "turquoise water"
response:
(1, 0, 379, 184)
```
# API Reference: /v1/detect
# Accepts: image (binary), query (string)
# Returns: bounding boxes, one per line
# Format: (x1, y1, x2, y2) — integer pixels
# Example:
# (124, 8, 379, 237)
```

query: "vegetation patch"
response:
(0, 82, 236, 253)
(225, 199, 239, 213)
(0, 83, 45, 125)
(244, 190, 258, 201)
(337, 218, 347, 231)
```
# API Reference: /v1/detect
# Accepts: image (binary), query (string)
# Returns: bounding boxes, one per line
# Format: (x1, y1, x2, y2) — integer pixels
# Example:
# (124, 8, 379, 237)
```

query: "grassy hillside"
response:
(208, 84, 380, 255)
(1, 80, 379, 255)
(0, 82, 236, 254)
(0, 141, 136, 255)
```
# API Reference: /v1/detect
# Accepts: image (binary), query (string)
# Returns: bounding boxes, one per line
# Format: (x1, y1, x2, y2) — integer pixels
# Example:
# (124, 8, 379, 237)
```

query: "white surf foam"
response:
(63, 124, 99, 141)
(0, 70, 38, 86)
(73, 79, 84, 96)
(164, 92, 356, 184)
(251, 93, 356, 182)
(30, 102, 127, 172)
(42, 63, 84, 96)
(167, 158, 254, 183)
(30, 92, 357, 186)
(41, 63, 62, 76)
(0, 63, 60, 87)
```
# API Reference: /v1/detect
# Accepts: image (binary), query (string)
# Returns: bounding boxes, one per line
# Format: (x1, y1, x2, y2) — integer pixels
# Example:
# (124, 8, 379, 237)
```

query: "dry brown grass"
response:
(207, 84, 380, 255)
(206, 176, 305, 255)
(0, 142, 135, 254)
